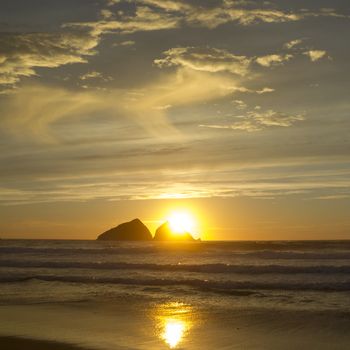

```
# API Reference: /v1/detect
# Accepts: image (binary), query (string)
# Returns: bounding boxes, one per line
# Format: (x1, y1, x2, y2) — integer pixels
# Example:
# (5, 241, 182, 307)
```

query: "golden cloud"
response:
(303, 50, 328, 62)
(200, 109, 305, 132)
(255, 54, 293, 67)
(0, 30, 99, 87)
(154, 47, 251, 76)
(1, 67, 238, 141)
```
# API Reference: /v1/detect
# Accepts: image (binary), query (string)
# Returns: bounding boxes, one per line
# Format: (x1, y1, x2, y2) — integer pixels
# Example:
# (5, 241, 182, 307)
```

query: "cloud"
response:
(111, 40, 136, 47)
(0, 2, 179, 89)
(255, 54, 293, 67)
(316, 194, 350, 200)
(228, 86, 275, 95)
(79, 71, 113, 83)
(0, 30, 99, 87)
(304, 50, 328, 62)
(0, 85, 112, 141)
(70, 1, 348, 41)
(251, 109, 304, 127)
(0, 66, 238, 141)
(1, 0, 342, 89)
(253, 41, 329, 68)
(66, 6, 180, 35)
(233, 100, 247, 110)
(137, 0, 191, 12)
(136, 1, 310, 28)
(209, 8, 301, 27)
(200, 109, 305, 132)
(106, 0, 121, 5)
(1, 154, 349, 204)
(154, 43, 328, 81)
(0, 2, 183, 89)
(154, 47, 251, 76)
(200, 121, 261, 132)
(119, 40, 135, 46)
(132, 0, 348, 29)
(256, 87, 275, 94)
(79, 71, 103, 80)
(154, 104, 172, 110)
(100, 9, 114, 19)
(284, 39, 304, 49)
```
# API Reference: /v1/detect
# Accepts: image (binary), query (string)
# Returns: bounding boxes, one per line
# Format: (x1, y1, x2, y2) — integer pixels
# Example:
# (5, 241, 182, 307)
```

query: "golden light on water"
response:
(153, 302, 194, 349)
(163, 319, 185, 348)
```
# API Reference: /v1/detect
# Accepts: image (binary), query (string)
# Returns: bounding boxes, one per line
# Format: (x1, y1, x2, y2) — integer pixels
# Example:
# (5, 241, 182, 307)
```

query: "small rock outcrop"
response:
(97, 218, 152, 241)
(154, 221, 196, 241)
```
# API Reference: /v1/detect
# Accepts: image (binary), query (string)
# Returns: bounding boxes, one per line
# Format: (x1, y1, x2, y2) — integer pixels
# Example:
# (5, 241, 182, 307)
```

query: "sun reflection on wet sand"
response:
(163, 319, 185, 348)
(153, 302, 194, 348)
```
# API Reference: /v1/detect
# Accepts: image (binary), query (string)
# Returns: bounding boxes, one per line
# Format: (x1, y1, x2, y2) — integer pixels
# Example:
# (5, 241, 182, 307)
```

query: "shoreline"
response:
(2, 299, 350, 350)
(0, 336, 92, 350)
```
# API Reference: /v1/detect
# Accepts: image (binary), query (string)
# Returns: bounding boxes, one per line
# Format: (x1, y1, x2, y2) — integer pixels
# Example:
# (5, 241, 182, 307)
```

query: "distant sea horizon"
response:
(2, 238, 350, 241)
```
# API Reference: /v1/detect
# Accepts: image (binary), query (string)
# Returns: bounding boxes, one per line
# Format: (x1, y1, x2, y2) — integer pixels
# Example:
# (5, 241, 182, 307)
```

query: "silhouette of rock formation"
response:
(154, 221, 195, 241)
(97, 218, 152, 241)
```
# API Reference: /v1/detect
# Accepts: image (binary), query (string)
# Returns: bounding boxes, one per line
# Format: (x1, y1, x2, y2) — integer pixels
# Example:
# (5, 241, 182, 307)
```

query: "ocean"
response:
(1, 240, 350, 349)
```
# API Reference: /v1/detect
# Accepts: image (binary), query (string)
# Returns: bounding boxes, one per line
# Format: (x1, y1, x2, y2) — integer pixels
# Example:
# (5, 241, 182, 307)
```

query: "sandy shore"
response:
(1, 297, 350, 349)
(0, 337, 91, 350)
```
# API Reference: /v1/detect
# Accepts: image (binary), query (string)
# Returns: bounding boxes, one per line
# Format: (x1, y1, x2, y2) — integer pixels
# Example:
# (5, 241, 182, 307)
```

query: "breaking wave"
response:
(1, 275, 350, 292)
(2, 260, 350, 274)
(1, 245, 350, 260)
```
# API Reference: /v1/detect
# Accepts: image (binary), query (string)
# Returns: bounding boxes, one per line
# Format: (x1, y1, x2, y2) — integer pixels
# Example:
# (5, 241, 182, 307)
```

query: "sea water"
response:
(1, 240, 350, 309)
(1, 240, 350, 349)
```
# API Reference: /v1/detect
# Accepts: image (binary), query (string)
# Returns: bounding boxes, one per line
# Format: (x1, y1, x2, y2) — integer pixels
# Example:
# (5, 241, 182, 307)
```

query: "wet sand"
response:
(0, 337, 91, 350)
(1, 298, 350, 349)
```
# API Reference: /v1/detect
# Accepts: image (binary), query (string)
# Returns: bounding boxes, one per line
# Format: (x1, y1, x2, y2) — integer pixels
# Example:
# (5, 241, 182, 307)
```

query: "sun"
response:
(167, 211, 196, 234)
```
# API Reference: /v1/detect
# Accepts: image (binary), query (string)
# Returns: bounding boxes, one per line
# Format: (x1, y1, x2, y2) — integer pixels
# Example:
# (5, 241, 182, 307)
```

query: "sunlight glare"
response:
(167, 211, 196, 234)
(154, 302, 194, 349)
(163, 320, 185, 348)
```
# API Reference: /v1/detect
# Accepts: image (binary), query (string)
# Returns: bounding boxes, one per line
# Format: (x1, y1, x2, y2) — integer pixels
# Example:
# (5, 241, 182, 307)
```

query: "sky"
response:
(0, 0, 349, 240)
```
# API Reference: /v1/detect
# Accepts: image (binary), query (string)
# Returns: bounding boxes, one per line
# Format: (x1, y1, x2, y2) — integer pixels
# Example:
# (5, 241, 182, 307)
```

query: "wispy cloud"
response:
(316, 194, 350, 200)
(154, 47, 251, 76)
(1, 160, 349, 205)
(79, 71, 103, 80)
(79, 71, 113, 83)
(66, 6, 180, 35)
(284, 39, 304, 50)
(200, 109, 305, 132)
(126, 0, 349, 29)
(256, 87, 275, 94)
(0, 0, 348, 210)
(255, 54, 293, 67)
(118, 40, 136, 46)
(100, 9, 114, 20)
(0, 66, 238, 141)
(0, 30, 99, 87)
(233, 100, 247, 110)
(304, 50, 328, 62)
(0, 0, 342, 89)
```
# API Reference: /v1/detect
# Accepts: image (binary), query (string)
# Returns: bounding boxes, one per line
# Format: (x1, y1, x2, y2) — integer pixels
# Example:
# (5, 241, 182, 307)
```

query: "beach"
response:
(1, 240, 350, 349)
(2, 297, 350, 349)
(0, 337, 92, 350)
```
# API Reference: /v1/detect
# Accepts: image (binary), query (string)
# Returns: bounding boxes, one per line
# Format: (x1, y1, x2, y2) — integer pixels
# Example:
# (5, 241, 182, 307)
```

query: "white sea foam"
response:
(1, 240, 350, 309)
